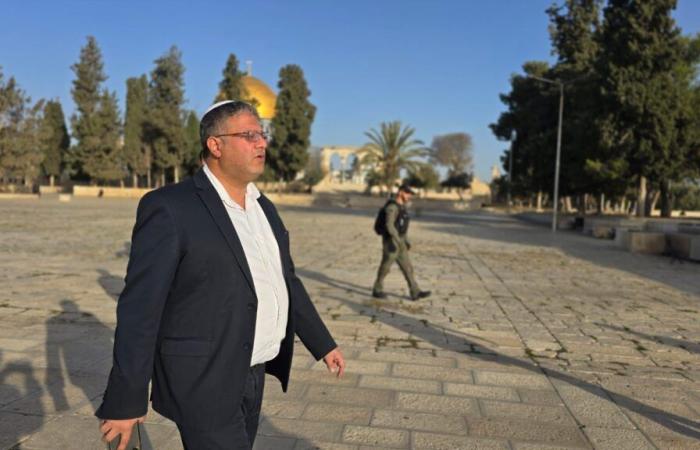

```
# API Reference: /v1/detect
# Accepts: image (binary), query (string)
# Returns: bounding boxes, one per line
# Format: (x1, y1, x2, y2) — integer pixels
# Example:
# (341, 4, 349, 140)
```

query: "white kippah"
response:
(204, 100, 236, 117)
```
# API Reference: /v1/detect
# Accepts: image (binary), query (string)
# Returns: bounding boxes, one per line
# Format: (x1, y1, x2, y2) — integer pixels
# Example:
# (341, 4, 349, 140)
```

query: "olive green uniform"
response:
(373, 202, 421, 297)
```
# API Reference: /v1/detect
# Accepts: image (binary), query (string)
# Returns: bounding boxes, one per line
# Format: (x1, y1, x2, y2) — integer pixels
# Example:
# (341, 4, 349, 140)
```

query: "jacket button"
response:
(243, 343, 251, 351)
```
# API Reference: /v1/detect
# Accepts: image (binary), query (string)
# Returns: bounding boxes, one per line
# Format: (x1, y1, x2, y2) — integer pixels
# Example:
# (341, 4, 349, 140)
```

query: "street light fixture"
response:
(530, 75, 565, 232)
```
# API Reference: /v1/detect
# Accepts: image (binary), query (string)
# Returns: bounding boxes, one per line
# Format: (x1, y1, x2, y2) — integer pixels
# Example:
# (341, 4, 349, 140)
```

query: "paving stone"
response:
(391, 363, 473, 382)
(262, 398, 308, 419)
(260, 417, 343, 442)
(554, 384, 635, 429)
(395, 392, 479, 415)
(583, 427, 655, 450)
(342, 425, 409, 447)
(466, 416, 588, 447)
(359, 375, 441, 393)
(443, 382, 519, 401)
(411, 431, 509, 450)
(474, 370, 552, 389)
(303, 403, 372, 425)
(305, 385, 394, 408)
(370, 409, 466, 434)
(480, 400, 577, 426)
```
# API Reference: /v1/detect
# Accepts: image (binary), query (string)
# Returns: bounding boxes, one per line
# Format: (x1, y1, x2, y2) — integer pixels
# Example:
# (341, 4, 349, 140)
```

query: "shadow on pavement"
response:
(297, 267, 700, 441)
(598, 323, 700, 356)
(0, 350, 44, 449)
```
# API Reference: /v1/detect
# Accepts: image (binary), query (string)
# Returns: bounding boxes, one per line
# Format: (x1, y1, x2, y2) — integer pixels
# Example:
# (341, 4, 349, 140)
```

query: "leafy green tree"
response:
(70, 36, 122, 183)
(404, 164, 439, 193)
(81, 90, 123, 183)
(441, 172, 472, 201)
(597, 0, 685, 216)
(302, 167, 325, 193)
(0, 69, 45, 187)
(124, 75, 149, 187)
(429, 133, 473, 177)
(147, 46, 186, 185)
(267, 64, 316, 182)
(360, 121, 427, 192)
(214, 54, 254, 104)
(491, 61, 558, 202)
(182, 110, 201, 176)
(40, 100, 69, 186)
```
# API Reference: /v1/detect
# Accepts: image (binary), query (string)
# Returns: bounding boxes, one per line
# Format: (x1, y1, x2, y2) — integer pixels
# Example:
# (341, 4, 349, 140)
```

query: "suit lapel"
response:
(193, 169, 256, 294)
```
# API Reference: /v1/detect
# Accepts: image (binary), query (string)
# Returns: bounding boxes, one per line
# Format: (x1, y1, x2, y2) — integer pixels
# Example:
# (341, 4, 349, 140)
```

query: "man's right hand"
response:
(100, 416, 144, 450)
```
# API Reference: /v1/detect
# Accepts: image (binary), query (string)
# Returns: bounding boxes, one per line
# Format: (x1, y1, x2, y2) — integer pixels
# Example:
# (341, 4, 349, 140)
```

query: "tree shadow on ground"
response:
(598, 323, 700, 356)
(279, 204, 700, 298)
(297, 268, 700, 440)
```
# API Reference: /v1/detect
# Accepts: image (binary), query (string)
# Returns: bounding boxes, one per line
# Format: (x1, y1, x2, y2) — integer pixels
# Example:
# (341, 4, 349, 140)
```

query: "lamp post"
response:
(530, 75, 564, 232)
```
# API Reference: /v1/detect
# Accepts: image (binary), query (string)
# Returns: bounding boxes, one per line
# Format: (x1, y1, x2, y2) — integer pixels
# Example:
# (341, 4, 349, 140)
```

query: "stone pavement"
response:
(1, 198, 699, 449)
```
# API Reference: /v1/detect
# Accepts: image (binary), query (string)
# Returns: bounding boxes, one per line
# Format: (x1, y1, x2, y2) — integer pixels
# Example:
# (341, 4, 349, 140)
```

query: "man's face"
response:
(208, 112, 267, 184)
(399, 190, 413, 203)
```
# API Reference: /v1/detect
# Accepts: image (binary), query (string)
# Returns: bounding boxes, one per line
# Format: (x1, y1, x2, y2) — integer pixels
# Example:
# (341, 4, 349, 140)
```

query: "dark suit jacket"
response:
(96, 169, 336, 431)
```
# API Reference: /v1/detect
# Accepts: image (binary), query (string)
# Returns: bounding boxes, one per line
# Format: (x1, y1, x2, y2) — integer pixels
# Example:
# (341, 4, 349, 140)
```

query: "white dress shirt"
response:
(203, 164, 289, 366)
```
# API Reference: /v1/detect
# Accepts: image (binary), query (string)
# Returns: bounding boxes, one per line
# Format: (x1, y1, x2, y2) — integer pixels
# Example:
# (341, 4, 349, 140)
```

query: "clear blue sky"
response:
(2, 0, 699, 181)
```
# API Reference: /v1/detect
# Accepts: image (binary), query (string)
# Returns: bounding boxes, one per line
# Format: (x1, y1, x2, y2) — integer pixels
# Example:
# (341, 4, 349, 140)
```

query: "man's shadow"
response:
(45, 288, 154, 447)
(297, 267, 700, 441)
(0, 350, 44, 449)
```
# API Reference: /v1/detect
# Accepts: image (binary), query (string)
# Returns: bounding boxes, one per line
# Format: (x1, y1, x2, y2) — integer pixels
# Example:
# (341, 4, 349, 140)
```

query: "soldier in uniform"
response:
(372, 184, 431, 301)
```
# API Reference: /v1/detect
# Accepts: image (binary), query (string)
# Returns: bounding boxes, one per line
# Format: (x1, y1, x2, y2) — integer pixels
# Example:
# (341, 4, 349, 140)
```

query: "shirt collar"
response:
(203, 164, 261, 210)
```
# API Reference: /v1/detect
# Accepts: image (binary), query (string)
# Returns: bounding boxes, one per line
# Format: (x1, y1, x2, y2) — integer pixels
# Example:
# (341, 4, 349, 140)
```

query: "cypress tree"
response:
(124, 75, 149, 187)
(597, 0, 683, 216)
(267, 65, 316, 182)
(40, 100, 69, 186)
(215, 54, 250, 102)
(182, 110, 201, 176)
(146, 46, 186, 185)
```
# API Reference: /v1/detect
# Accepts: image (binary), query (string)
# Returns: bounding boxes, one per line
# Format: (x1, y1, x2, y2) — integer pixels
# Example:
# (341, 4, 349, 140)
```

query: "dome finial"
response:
(245, 60, 253, 76)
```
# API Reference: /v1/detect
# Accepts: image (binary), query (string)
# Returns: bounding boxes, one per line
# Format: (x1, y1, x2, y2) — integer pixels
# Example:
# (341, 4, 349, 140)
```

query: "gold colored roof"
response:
(241, 76, 276, 120)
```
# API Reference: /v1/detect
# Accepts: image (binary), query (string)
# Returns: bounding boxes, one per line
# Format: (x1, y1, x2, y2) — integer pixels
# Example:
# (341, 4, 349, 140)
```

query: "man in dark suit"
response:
(97, 100, 345, 449)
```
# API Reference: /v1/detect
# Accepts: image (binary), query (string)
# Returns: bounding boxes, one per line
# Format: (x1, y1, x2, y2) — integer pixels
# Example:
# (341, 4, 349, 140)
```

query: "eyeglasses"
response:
(215, 130, 269, 143)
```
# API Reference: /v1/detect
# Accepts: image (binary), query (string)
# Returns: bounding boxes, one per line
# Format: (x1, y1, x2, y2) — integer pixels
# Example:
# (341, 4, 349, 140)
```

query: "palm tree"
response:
(360, 121, 427, 193)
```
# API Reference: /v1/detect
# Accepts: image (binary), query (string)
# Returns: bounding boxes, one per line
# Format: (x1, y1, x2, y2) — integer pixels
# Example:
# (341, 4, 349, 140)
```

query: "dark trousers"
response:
(177, 364, 266, 450)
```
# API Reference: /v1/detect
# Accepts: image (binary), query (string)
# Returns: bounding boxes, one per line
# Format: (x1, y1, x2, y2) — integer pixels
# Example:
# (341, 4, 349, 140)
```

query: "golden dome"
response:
(241, 75, 276, 120)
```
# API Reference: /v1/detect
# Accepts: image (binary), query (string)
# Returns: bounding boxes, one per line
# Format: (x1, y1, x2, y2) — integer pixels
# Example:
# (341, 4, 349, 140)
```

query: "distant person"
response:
(372, 183, 431, 301)
(97, 100, 345, 450)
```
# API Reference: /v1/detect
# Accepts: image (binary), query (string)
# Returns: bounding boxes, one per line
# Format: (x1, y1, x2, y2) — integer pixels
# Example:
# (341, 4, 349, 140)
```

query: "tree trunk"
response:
(647, 190, 659, 217)
(174, 166, 180, 184)
(49, 175, 55, 187)
(160, 172, 165, 188)
(536, 191, 543, 212)
(636, 176, 646, 217)
(564, 196, 573, 214)
(132, 173, 138, 188)
(147, 169, 152, 188)
(582, 194, 589, 215)
(119, 179, 124, 188)
(660, 179, 673, 218)
(598, 193, 605, 214)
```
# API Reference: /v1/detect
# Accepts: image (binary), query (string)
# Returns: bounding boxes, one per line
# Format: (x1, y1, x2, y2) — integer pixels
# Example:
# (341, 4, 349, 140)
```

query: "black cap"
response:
(398, 183, 416, 195)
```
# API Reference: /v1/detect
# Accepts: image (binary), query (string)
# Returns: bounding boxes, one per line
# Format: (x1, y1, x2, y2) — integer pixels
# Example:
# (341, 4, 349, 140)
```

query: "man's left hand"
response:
(323, 347, 346, 378)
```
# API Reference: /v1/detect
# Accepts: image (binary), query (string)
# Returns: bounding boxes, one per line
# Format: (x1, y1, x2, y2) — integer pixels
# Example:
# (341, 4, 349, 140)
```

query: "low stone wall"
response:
(73, 186, 152, 198)
(0, 193, 39, 200)
(38, 185, 62, 195)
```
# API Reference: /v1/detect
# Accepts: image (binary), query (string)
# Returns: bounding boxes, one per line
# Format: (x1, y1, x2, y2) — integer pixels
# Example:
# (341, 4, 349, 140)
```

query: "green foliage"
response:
(146, 46, 186, 181)
(360, 121, 427, 192)
(441, 172, 472, 190)
(124, 75, 149, 180)
(597, 0, 684, 183)
(429, 133, 473, 176)
(404, 164, 439, 191)
(0, 69, 46, 185)
(40, 100, 69, 180)
(69, 36, 122, 182)
(302, 167, 325, 192)
(267, 65, 316, 182)
(214, 54, 254, 104)
(182, 110, 201, 176)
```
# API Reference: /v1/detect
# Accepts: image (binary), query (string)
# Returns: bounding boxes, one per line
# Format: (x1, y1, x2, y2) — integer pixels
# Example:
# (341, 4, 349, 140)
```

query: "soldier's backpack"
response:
(373, 200, 398, 236)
